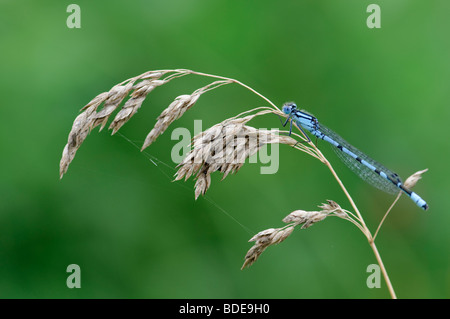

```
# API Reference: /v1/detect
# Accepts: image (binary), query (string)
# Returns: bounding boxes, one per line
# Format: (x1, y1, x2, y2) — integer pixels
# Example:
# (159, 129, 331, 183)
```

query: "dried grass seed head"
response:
(404, 168, 428, 189)
(241, 226, 295, 270)
(141, 93, 200, 150)
(175, 115, 297, 199)
(60, 70, 170, 178)
(282, 210, 328, 229)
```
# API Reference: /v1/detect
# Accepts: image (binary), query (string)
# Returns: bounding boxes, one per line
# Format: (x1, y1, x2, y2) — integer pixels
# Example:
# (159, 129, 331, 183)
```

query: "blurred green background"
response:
(0, 0, 449, 298)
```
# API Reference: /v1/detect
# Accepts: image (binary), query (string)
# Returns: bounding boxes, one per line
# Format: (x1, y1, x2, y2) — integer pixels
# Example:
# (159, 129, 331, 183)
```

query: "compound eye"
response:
(282, 103, 293, 114)
(282, 102, 298, 115)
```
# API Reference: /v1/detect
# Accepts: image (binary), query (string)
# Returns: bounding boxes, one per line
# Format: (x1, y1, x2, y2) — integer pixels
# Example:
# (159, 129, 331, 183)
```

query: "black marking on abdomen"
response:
(399, 184, 412, 196)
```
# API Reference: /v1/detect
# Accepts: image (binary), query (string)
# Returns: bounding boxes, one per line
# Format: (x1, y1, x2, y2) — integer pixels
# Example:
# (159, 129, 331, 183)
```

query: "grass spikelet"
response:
(109, 78, 166, 134)
(242, 200, 349, 269)
(404, 168, 428, 189)
(174, 112, 297, 199)
(59, 70, 172, 178)
(141, 80, 232, 150)
(241, 226, 295, 270)
(60, 93, 108, 178)
(282, 210, 328, 229)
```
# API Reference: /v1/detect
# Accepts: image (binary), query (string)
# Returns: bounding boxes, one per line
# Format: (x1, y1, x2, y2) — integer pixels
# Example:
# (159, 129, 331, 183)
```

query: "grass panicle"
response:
(174, 111, 297, 199)
(242, 200, 350, 270)
(60, 68, 429, 299)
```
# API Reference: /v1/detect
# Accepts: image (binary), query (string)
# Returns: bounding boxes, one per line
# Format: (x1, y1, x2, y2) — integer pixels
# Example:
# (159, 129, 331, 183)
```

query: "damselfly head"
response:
(282, 102, 297, 114)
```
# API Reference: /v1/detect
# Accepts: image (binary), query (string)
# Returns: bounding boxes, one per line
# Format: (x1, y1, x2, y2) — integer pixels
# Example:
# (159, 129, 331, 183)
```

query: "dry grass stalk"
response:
(174, 111, 298, 199)
(241, 200, 349, 269)
(372, 168, 430, 242)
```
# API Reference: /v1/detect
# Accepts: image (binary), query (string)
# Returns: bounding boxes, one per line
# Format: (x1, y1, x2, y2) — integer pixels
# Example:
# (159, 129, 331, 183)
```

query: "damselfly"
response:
(282, 102, 428, 210)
